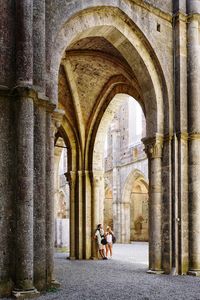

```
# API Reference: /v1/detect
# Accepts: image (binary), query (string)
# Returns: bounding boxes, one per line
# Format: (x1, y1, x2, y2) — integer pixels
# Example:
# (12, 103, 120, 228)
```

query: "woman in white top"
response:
(105, 226, 114, 258)
(94, 224, 107, 259)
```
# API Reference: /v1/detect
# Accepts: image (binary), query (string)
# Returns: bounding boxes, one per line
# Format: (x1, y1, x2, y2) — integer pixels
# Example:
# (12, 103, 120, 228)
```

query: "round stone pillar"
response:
(91, 173, 100, 259)
(143, 134, 164, 274)
(65, 171, 76, 259)
(33, 98, 47, 290)
(46, 110, 61, 287)
(33, 0, 46, 92)
(187, 10, 200, 276)
(12, 0, 39, 297)
(98, 173, 105, 224)
(45, 111, 55, 286)
(77, 171, 83, 259)
(120, 202, 130, 244)
(15, 0, 33, 86)
(13, 89, 39, 298)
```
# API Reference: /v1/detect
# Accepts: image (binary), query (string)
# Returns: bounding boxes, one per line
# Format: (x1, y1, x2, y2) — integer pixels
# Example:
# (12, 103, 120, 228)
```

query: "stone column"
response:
(13, 88, 39, 298)
(0, 4, 16, 294)
(33, 97, 47, 291)
(120, 202, 130, 243)
(0, 88, 15, 297)
(143, 134, 164, 274)
(46, 110, 62, 287)
(45, 111, 55, 286)
(33, 0, 46, 92)
(12, 0, 39, 297)
(91, 173, 100, 259)
(65, 171, 76, 259)
(98, 173, 105, 225)
(84, 170, 92, 259)
(187, 5, 200, 276)
(112, 201, 121, 242)
(76, 171, 83, 259)
(15, 0, 33, 86)
(173, 0, 188, 275)
(111, 122, 121, 242)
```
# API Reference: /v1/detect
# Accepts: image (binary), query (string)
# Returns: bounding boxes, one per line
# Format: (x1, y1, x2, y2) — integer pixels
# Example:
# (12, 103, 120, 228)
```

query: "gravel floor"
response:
(3, 243, 200, 299)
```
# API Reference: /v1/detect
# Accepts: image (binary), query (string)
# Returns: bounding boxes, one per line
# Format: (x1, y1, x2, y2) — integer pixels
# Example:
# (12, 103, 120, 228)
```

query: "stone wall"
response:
(0, 0, 200, 297)
(104, 99, 149, 243)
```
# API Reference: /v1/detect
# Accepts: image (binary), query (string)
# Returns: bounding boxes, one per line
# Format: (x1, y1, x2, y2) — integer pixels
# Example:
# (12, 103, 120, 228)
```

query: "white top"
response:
(95, 228, 104, 245)
(106, 233, 112, 243)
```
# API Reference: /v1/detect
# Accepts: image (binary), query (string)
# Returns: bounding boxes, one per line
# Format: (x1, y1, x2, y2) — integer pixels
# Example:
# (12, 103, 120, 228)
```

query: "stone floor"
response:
(4, 243, 200, 299)
(38, 242, 200, 300)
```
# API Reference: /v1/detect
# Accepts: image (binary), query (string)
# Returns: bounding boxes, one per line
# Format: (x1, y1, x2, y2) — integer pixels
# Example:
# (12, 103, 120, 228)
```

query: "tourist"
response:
(94, 224, 107, 260)
(105, 226, 114, 258)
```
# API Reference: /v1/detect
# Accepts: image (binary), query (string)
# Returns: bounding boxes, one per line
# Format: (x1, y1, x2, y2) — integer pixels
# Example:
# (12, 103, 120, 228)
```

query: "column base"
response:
(12, 288, 39, 299)
(50, 279, 60, 288)
(147, 269, 165, 275)
(188, 270, 200, 276)
(90, 256, 98, 260)
(170, 267, 178, 276)
(67, 256, 76, 260)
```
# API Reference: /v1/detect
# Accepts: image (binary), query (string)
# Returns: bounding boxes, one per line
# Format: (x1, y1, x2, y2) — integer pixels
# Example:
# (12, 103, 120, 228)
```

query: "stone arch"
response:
(122, 169, 148, 205)
(52, 4, 171, 267)
(90, 84, 143, 172)
(48, 6, 170, 137)
(57, 190, 67, 219)
(120, 169, 148, 243)
(55, 115, 81, 258)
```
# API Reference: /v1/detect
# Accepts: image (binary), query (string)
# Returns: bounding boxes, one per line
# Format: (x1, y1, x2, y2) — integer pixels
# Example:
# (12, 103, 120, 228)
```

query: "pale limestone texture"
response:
(0, 0, 200, 298)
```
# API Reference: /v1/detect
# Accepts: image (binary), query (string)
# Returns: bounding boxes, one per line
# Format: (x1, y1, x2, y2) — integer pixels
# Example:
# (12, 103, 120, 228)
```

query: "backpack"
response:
(112, 234, 116, 244)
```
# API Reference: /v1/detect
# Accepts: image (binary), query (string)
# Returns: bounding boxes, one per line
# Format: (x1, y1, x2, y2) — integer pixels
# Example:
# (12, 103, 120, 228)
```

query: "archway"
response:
(54, 137, 70, 251)
(130, 180, 148, 242)
(104, 185, 113, 229)
(54, 6, 171, 273)
(122, 170, 149, 243)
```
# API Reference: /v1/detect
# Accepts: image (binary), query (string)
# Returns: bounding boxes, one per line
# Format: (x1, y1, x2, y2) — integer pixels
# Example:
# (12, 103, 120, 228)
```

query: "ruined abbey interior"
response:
(0, 0, 200, 298)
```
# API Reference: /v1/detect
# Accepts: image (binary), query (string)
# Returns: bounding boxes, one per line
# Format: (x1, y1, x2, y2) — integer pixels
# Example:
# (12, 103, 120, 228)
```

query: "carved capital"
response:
(142, 134, 163, 159)
(173, 12, 187, 23)
(11, 85, 37, 99)
(90, 170, 104, 187)
(163, 133, 174, 143)
(188, 132, 200, 140)
(187, 13, 200, 23)
(177, 131, 188, 141)
(65, 171, 76, 186)
(52, 109, 65, 130)
(34, 92, 56, 112)
(10, 85, 56, 112)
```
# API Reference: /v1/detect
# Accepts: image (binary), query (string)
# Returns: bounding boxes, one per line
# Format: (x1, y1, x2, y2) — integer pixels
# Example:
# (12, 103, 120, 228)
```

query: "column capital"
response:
(173, 11, 187, 23)
(10, 85, 56, 111)
(163, 133, 174, 142)
(90, 170, 104, 185)
(64, 171, 76, 185)
(176, 131, 188, 141)
(52, 109, 65, 131)
(188, 132, 200, 140)
(187, 13, 200, 22)
(11, 85, 37, 99)
(142, 134, 163, 159)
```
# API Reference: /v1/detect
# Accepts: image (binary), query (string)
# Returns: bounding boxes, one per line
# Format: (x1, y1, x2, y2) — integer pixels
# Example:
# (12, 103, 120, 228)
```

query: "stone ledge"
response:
(147, 269, 165, 274)
(50, 279, 60, 288)
(12, 288, 40, 299)
(188, 270, 200, 276)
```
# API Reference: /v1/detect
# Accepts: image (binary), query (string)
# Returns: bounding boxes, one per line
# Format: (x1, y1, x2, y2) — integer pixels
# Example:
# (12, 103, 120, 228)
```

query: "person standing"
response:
(94, 224, 107, 260)
(105, 226, 114, 258)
